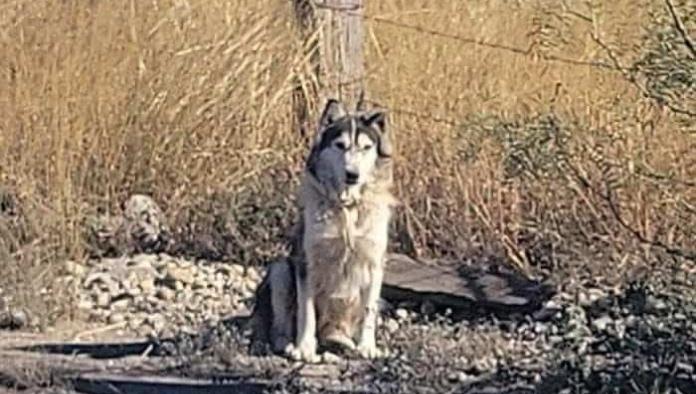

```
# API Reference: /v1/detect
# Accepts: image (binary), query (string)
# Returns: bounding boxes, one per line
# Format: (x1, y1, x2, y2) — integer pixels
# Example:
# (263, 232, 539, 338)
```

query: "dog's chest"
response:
(303, 203, 389, 281)
(306, 203, 388, 247)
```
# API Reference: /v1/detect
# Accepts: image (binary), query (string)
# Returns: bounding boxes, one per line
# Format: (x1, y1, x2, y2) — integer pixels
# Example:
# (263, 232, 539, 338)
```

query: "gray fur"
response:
(251, 98, 396, 362)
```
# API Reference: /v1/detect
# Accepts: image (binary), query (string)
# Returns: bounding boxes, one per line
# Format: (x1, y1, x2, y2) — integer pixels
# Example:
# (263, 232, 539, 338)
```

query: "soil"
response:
(1, 254, 695, 394)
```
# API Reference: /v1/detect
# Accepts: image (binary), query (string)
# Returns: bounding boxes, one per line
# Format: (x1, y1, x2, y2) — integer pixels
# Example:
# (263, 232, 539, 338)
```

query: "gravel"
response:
(64, 253, 259, 338)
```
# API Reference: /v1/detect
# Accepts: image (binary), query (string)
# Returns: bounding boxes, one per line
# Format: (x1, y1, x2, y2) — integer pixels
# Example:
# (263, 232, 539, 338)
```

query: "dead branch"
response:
(664, 0, 696, 59)
(591, 32, 696, 117)
(565, 160, 696, 262)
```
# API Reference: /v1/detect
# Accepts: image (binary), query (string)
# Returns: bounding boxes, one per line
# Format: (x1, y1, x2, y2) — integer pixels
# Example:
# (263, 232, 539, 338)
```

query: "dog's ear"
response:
(362, 110, 391, 158)
(318, 99, 346, 133)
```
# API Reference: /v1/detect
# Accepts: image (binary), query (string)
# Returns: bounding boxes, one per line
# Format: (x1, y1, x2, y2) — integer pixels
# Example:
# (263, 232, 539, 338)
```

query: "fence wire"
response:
(311, 1, 631, 126)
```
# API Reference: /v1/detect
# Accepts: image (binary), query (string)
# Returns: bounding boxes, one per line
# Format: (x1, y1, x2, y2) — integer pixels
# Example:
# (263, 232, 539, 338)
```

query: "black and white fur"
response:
(251, 99, 396, 362)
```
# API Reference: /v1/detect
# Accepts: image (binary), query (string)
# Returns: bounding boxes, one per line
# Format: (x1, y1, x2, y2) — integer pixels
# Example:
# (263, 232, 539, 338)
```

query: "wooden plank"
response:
(1, 344, 374, 394)
(383, 253, 554, 314)
(12, 340, 165, 359)
(71, 374, 268, 394)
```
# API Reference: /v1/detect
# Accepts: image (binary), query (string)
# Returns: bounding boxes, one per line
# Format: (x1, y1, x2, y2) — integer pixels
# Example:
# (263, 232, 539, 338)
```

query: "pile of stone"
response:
(85, 194, 172, 257)
(63, 253, 261, 337)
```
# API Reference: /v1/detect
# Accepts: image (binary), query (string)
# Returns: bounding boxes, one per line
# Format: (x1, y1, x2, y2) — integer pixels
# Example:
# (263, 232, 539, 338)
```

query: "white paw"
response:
(286, 340, 320, 363)
(356, 341, 383, 359)
(321, 351, 342, 364)
(322, 333, 356, 351)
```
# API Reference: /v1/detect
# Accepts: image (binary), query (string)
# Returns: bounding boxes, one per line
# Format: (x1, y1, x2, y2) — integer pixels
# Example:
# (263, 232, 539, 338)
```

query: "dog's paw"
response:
(322, 332, 356, 351)
(356, 341, 383, 359)
(321, 351, 342, 364)
(286, 340, 320, 363)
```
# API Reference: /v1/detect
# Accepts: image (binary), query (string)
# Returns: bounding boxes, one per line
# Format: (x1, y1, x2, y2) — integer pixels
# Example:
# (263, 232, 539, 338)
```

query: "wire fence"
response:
(311, 1, 696, 263)
(311, 1, 631, 127)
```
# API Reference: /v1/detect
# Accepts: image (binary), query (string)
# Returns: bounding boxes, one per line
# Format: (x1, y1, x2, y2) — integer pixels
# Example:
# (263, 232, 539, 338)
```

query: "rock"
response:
(111, 297, 132, 311)
(591, 315, 613, 332)
(644, 295, 667, 314)
(89, 309, 107, 321)
(185, 294, 202, 311)
(218, 264, 244, 277)
(245, 267, 261, 283)
(84, 212, 125, 257)
(122, 194, 170, 253)
(84, 272, 117, 290)
(395, 308, 409, 320)
(146, 314, 167, 332)
(385, 318, 400, 334)
(124, 283, 141, 297)
(192, 277, 207, 290)
(472, 357, 498, 373)
(0, 309, 29, 330)
(129, 253, 159, 266)
(95, 292, 111, 308)
(179, 325, 196, 335)
(676, 362, 694, 374)
(108, 313, 126, 324)
(533, 322, 547, 334)
(64, 260, 88, 277)
(448, 371, 473, 383)
(165, 266, 196, 286)
(77, 299, 94, 310)
(156, 287, 176, 302)
(578, 287, 606, 308)
(139, 277, 156, 294)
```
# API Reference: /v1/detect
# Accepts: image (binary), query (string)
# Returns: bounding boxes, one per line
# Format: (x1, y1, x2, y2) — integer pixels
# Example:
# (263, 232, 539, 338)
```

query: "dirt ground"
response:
(1, 260, 695, 394)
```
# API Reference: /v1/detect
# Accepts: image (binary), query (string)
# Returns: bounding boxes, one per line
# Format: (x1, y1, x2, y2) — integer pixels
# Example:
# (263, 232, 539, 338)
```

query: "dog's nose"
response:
(345, 171, 359, 185)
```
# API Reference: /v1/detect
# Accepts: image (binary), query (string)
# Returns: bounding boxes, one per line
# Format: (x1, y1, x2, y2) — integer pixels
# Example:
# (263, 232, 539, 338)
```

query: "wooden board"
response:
(383, 253, 554, 314)
(0, 342, 374, 394)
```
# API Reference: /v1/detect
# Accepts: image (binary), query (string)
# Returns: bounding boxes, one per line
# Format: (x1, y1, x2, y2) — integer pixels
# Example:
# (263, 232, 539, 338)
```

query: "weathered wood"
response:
(293, 0, 365, 117)
(2, 340, 375, 394)
(1, 340, 447, 393)
(317, 0, 365, 109)
(291, 0, 320, 140)
(13, 339, 166, 359)
(71, 374, 267, 394)
(383, 253, 554, 314)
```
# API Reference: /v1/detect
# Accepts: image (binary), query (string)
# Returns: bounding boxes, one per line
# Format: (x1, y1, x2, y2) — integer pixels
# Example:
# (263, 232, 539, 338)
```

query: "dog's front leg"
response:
(287, 271, 320, 363)
(356, 265, 384, 359)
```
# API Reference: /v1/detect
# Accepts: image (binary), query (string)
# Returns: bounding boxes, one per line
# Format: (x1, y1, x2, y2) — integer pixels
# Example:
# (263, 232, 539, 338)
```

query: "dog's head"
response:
(306, 99, 391, 204)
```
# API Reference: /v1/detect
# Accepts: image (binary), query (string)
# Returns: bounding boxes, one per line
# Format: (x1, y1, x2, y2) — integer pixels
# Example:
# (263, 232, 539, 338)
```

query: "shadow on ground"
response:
(3, 281, 696, 394)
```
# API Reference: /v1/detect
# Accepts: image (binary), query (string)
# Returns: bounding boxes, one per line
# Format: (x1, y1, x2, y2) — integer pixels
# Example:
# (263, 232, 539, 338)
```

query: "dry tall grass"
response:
(0, 0, 694, 324)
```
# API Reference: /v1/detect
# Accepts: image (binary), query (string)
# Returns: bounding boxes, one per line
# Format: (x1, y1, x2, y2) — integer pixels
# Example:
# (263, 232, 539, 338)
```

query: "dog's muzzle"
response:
(345, 171, 359, 185)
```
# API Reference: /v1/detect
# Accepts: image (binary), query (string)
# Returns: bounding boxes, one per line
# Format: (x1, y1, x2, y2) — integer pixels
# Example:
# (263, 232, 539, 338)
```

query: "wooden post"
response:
(292, 0, 365, 135)
(291, 0, 319, 141)
(317, 0, 365, 110)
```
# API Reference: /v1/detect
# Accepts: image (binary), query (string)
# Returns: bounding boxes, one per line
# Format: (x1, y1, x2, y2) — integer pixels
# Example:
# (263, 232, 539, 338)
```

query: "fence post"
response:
(291, 0, 319, 140)
(292, 0, 365, 133)
(318, 0, 365, 110)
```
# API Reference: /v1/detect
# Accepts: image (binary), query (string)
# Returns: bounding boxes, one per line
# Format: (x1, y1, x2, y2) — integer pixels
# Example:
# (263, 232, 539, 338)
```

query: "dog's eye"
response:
(361, 144, 373, 151)
(334, 141, 347, 150)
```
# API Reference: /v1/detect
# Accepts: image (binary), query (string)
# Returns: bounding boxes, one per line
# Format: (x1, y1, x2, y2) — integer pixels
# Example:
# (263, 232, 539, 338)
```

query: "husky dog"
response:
(251, 99, 396, 362)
